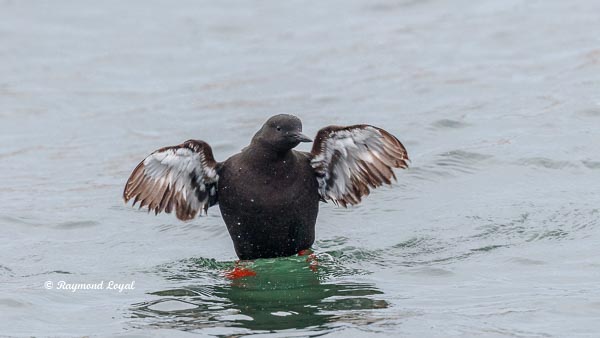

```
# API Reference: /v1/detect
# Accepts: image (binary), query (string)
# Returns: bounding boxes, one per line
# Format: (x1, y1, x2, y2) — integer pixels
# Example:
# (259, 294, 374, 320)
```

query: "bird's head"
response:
(252, 114, 312, 152)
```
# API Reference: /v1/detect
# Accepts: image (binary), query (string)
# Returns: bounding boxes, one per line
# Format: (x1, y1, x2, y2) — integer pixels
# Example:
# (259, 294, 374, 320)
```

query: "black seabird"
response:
(123, 114, 409, 260)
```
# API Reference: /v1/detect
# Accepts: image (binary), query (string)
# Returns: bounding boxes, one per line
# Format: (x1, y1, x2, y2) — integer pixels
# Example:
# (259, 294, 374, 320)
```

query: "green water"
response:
(133, 254, 387, 333)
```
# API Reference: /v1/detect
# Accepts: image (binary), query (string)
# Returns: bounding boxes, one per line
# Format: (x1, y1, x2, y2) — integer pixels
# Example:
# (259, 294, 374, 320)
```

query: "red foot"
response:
(224, 266, 257, 279)
(299, 249, 318, 271)
(298, 249, 312, 256)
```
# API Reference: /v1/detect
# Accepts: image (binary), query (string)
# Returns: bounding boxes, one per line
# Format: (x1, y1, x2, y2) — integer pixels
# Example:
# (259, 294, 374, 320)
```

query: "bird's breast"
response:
(218, 159, 319, 214)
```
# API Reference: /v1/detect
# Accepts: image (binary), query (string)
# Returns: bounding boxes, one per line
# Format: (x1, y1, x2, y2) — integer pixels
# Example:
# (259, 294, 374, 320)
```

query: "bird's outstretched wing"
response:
(310, 125, 409, 207)
(123, 139, 219, 221)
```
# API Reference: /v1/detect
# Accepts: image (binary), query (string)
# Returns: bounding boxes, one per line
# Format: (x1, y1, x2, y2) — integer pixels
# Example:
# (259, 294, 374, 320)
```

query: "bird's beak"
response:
(292, 132, 312, 143)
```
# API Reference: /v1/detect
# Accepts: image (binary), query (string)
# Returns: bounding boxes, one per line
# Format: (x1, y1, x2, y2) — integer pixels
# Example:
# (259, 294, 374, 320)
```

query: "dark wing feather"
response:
(123, 139, 219, 221)
(310, 125, 409, 207)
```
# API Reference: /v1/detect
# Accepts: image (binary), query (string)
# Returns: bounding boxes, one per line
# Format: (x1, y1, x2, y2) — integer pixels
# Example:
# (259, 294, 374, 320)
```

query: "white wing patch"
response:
(123, 140, 219, 221)
(311, 125, 408, 207)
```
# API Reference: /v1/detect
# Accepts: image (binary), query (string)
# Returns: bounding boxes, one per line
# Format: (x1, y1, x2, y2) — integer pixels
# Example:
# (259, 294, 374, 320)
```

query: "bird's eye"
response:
(276, 126, 281, 131)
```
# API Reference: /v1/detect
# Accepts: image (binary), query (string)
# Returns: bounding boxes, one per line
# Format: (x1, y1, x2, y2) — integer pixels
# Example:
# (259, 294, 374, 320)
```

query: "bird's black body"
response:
(219, 149, 319, 259)
(123, 114, 409, 260)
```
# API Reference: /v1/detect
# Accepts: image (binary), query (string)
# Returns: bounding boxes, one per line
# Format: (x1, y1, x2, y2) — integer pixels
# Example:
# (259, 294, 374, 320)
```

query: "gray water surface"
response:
(1, 0, 600, 337)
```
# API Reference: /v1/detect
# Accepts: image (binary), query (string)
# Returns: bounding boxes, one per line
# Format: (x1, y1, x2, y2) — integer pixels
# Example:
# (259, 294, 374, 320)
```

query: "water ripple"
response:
(516, 157, 578, 170)
(430, 119, 470, 129)
(408, 150, 494, 182)
(133, 255, 387, 334)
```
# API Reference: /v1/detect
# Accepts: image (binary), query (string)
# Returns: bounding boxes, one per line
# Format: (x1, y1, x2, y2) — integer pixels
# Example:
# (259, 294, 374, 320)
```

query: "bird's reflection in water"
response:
(132, 254, 388, 333)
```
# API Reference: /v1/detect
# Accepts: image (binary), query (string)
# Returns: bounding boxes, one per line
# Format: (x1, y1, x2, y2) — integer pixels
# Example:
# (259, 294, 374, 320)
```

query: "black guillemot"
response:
(123, 114, 409, 260)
